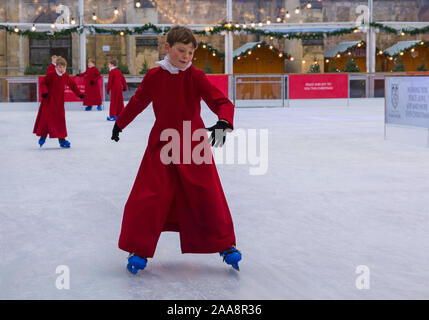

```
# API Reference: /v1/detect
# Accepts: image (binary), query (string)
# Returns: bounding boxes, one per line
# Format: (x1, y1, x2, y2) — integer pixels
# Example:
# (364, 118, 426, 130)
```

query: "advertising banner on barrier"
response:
(289, 74, 348, 99)
(385, 76, 429, 128)
(38, 76, 103, 102)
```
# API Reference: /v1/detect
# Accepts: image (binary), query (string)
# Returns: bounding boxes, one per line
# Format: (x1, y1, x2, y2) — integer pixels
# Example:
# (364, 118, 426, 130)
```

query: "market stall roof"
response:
(233, 42, 260, 58)
(324, 41, 362, 58)
(384, 40, 422, 56)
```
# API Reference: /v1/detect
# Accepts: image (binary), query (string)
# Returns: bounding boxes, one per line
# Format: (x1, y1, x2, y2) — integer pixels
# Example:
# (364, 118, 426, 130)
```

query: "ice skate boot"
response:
(97, 105, 103, 111)
(127, 253, 147, 274)
(58, 139, 71, 148)
(38, 137, 46, 147)
(85, 106, 92, 111)
(220, 246, 242, 271)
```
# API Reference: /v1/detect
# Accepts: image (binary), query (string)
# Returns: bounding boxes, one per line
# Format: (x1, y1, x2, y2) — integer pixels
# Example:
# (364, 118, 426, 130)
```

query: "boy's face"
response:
(56, 64, 66, 74)
(165, 42, 195, 69)
(108, 63, 114, 68)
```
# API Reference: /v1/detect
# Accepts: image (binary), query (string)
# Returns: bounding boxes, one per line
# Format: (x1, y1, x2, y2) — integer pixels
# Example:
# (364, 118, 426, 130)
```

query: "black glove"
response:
(123, 88, 126, 91)
(90, 80, 95, 85)
(111, 122, 122, 142)
(75, 73, 81, 77)
(79, 94, 85, 99)
(206, 120, 232, 147)
(41, 93, 48, 99)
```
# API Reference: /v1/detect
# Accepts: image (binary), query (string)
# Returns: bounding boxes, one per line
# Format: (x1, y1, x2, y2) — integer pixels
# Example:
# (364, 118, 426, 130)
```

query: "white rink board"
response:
(385, 76, 429, 128)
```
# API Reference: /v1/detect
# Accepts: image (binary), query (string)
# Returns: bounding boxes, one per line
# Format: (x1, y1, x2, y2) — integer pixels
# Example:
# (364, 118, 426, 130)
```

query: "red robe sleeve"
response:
(66, 74, 83, 98)
(121, 72, 127, 91)
(40, 76, 49, 95)
(106, 70, 114, 94)
(194, 69, 235, 129)
(116, 69, 154, 130)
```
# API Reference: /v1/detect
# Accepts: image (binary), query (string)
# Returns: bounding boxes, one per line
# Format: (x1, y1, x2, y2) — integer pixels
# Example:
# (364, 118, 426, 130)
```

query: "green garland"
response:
(233, 41, 291, 62)
(198, 42, 225, 58)
(1, 22, 429, 40)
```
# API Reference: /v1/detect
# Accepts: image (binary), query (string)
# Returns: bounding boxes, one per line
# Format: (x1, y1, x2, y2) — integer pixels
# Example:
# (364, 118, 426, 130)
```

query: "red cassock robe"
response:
(78, 67, 102, 106)
(46, 64, 56, 75)
(116, 66, 236, 258)
(33, 72, 83, 139)
(106, 67, 127, 117)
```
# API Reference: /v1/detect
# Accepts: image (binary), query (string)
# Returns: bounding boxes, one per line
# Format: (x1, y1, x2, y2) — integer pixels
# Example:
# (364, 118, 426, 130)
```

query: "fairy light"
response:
(276, 17, 281, 23)
(286, 11, 290, 18)
(120, 31, 125, 36)
(266, 19, 271, 25)
(31, 24, 36, 31)
(92, 13, 97, 21)
(71, 18, 76, 25)
(399, 51, 404, 56)
(251, 23, 256, 28)
(51, 23, 56, 29)
(325, 59, 330, 63)
(290, 57, 294, 61)
(336, 54, 341, 58)
(295, 7, 300, 14)
(114, 8, 119, 15)
(14, 26, 19, 33)
(306, 2, 312, 9)
(136, 1, 141, 8)
(258, 22, 263, 27)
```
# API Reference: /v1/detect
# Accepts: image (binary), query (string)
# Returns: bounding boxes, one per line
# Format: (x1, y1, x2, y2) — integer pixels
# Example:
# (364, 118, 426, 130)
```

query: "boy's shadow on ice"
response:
(132, 262, 240, 279)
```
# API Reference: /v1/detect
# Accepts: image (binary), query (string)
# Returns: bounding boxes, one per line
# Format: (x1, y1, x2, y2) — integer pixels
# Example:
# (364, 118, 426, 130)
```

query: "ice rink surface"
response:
(1, 99, 429, 299)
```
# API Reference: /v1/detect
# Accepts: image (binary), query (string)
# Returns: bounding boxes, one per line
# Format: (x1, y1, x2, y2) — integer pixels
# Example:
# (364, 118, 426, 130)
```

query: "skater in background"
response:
(77, 59, 103, 111)
(33, 57, 84, 148)
(110, 26, 241, 274)
(106, 59, 127, 121)
(46, 55, 57, 74)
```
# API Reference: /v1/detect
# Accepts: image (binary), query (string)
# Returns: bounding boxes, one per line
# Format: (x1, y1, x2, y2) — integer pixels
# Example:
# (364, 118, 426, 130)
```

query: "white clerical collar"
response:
(56, 69, 64, 76)
(155, 54, 191, 74)
(109, 66, 116, 71)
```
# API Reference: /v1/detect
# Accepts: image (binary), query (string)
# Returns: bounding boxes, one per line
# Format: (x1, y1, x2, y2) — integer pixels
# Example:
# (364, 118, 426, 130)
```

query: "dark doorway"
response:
(29, 2, 72, 72)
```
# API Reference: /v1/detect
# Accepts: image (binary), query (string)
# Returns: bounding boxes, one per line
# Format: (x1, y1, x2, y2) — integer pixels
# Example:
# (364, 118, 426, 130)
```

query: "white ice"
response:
(1, 99, 429, 299)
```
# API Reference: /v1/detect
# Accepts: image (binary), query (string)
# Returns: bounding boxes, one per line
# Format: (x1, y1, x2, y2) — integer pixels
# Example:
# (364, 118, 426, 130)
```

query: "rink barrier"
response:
(1, 72, 427, 105)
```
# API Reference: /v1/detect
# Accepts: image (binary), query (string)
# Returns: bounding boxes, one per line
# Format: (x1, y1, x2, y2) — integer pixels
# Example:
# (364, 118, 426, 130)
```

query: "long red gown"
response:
(33, 72, 83, 139)
(78, 67, 102, 106)
(116, 66, 236, 258)
(106, 67, 127, 117)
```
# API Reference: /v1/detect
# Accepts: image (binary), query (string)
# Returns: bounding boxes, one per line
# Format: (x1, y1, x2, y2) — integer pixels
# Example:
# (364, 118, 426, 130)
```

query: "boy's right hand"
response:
(41, 93, 48, 98)
(111, 123, 122, 142)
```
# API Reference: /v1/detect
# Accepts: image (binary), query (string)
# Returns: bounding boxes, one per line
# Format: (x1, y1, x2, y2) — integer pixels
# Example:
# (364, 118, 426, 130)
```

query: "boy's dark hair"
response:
(88, 58, 95, 64)
(109, 59, 117, 66)
(167, 26, 197, 49)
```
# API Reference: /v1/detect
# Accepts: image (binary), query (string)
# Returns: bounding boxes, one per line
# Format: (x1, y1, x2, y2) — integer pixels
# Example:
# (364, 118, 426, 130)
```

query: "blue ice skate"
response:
(127, 254, 147, 274)
(97, 105, 103, 111)
(38, 137, 46, 147)
(58, 139, 71, 148)
(106, 116, 117, 121)
(85, 106, 92, 111)
(220, 246, 242, 271)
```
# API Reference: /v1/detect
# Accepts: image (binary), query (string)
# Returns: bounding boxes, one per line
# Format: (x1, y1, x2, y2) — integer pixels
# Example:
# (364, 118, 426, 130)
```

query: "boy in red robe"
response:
(106, 59, 127, 121)
(33, 57, 84, 148)
(46, 55, 57, 74)
(77, 59, 103, 111)
(111, 26, 241, 274)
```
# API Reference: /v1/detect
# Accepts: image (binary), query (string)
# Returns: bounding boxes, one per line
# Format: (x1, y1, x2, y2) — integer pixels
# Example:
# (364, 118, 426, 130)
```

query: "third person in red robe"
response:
(77, 59, 103, 111)
(106, 59, 127, 121)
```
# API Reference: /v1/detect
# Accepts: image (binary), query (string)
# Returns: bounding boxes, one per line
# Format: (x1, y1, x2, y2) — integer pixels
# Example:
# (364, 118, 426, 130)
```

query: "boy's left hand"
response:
(206, 120, 232, 147)
(79, 94, 85, 99)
